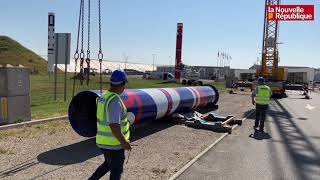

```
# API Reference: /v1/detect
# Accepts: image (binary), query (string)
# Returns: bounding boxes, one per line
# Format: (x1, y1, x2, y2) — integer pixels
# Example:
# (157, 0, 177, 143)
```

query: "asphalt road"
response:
(178, 90, 320, 180)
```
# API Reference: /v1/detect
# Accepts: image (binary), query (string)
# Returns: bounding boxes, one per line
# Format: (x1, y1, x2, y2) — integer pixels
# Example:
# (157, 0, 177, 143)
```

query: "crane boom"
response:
(260, 0, 281, 80)
(257, 0, 286, 96)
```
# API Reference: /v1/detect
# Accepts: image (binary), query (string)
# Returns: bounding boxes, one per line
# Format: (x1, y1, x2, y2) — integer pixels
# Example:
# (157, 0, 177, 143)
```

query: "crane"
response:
(257, 0, 286, 96)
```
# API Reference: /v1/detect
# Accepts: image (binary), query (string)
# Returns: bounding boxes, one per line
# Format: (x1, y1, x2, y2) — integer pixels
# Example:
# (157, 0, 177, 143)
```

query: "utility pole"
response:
(124, 56, 129, 72)
(123, 53, 128, 72)
(152, 53, 156, 71)
(217, 51, 219, 67)
(169, 55, 172, 73)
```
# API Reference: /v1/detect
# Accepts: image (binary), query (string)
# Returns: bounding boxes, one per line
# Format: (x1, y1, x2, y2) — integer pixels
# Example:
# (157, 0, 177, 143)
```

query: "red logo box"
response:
(267, 5, 314, 21)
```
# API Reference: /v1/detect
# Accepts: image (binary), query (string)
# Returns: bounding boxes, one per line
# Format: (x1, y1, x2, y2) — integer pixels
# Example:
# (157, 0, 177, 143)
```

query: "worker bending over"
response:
(89, 70, 131, 180)
(251, 77, 272, 132)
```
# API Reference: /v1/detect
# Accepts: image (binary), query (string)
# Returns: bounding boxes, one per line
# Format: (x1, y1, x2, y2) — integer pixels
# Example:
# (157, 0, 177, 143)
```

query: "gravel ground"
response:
(0, 91, 253, 180)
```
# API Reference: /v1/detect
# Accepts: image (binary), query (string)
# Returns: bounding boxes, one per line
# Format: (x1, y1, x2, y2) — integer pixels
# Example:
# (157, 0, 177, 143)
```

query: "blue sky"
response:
(0, 0, 319, 68)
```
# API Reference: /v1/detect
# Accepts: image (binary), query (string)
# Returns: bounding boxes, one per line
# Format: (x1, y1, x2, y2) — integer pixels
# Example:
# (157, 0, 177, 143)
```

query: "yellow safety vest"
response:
(96, 91, 130, 149)
(256, 85, 271, 105)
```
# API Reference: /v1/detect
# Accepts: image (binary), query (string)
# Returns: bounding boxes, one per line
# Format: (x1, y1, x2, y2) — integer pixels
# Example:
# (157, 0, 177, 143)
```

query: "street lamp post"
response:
(152, 54, 156, 71)
(169, 56, 173, 73)
(124, 56, 129, 72)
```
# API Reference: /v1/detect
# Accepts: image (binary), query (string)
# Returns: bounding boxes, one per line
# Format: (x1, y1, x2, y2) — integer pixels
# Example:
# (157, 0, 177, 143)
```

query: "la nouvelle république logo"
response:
(267, 5, 314, 21)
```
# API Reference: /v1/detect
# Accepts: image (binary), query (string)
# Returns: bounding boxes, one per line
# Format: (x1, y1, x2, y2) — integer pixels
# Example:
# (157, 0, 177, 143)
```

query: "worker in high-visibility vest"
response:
(89, 70, 131, 180)
(251, 77, 272, 132)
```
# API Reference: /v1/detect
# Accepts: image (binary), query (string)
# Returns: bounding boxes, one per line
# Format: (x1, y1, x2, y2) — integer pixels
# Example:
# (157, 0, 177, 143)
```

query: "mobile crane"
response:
(256, 0, 286, 96)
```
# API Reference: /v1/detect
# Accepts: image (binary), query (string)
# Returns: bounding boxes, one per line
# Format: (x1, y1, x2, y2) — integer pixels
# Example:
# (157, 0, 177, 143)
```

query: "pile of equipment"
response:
(172, 111, 242, 134)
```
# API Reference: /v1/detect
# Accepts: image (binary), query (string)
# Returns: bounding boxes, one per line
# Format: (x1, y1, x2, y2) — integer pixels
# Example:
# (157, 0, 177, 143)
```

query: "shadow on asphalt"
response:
(267, 99, 320, 180)
(37, 138, 99, 166)
(249, 130, 272, 140)
(287, 97, 312, 100)
(36, 120, 175, 166)
(2, 106, 218, 176)
(310, 136, 320, 140)
(1, 121, 176, 178)
(243, 109, 255, 119)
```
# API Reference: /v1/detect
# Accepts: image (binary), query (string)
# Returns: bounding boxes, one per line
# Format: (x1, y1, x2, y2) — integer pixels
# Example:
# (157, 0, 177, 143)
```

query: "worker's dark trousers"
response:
(255, 104, 269, 130)
(89, 149, 125, 180)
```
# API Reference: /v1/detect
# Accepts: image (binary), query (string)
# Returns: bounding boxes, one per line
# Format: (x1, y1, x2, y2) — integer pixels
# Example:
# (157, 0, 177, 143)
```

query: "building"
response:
(314, 68, 320, 82)
(158, 64, 319, 83)
(234, 65, 316, 84)
(286, 67, 314, 84)
(157, 65, 232, 80)
(234, 69, 256, 81)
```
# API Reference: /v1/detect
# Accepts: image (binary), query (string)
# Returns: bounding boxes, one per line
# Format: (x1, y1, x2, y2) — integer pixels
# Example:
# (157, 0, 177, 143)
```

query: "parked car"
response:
(313, 81, 320, 88)
(102, 69, 112, 75)
(84, 68, 97, 76)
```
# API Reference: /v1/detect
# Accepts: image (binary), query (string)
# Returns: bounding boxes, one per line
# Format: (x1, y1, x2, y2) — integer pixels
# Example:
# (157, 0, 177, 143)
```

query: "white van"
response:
(313, 81, 320, 88)
(147, 72, 175, 80)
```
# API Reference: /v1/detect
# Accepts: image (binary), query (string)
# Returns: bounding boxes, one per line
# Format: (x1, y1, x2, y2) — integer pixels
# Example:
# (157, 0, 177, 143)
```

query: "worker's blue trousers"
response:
(89, 149, 125, 180)
(255, 104, 269, 130)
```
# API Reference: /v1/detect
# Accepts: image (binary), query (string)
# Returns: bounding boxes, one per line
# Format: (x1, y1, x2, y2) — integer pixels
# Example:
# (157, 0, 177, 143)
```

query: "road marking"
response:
(305, 104, 315, 110)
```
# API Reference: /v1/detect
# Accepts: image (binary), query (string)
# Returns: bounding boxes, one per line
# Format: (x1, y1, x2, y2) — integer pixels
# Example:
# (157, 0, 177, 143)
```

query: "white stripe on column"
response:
(186, 87, 197, 109)
(141, 89, 168, 119)
(162, 88, 180, 114)
(190, 87, 201, 108)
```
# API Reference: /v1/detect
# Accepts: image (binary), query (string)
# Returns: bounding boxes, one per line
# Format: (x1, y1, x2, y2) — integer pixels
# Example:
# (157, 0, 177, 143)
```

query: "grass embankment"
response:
(0, 36, 47, 74)
(31, 74, 225, 119)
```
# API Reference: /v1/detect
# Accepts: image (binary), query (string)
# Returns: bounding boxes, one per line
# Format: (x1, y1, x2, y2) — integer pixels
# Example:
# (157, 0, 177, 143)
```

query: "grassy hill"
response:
(0, 36, 47, 74)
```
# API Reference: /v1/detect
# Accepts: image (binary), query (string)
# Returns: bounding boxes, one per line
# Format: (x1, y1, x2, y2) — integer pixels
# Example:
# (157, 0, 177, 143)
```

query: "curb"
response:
(0, 115, 68, 131)
(168, 109, 255, 180)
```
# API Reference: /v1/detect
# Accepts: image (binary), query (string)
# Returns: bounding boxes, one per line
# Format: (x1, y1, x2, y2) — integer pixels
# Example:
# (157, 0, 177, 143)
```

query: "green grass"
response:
(31, 74, 182, 119)
(211, 81, 226, 91)
(0, 121, 70, 140)
(30, 74, 225, 119)
(0, 36, 225, 119)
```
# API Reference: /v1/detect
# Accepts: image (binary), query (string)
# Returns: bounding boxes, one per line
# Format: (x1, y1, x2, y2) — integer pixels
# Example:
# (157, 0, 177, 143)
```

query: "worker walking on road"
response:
(251, 77, 272, 132)
(89, 70, 131, 180)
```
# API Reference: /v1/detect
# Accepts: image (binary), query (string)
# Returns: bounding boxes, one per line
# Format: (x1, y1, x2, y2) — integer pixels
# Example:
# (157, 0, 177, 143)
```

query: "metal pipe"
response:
(68, 86, 219, 137)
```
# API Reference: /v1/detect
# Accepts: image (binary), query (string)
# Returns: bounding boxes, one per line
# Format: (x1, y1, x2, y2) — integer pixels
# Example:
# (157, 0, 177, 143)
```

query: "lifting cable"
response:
(72, 0, 84, 97)
(86, 0, 91, 86)
(98, 0, 104, 94)
(73, 0, 104, 96)
(79, 0, 85, 86)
